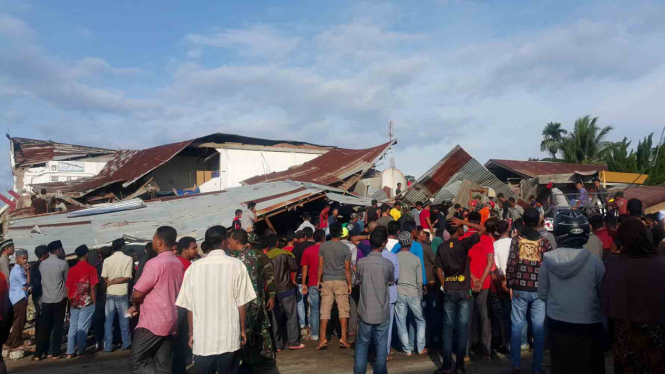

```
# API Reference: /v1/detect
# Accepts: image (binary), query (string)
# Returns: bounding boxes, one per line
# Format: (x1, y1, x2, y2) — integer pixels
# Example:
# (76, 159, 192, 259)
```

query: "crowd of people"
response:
(0, 182, 663, 374)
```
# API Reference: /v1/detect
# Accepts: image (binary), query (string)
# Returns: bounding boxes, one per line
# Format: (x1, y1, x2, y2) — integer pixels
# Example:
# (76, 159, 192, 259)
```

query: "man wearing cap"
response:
(6, 248, 30, 349)
(0, 239, 14, 282)
(34, 240, 69, 360)
(394, 232, 426, 356)
(101, 238, 133, 352)
(65, 245, 99, 358)
(31, 245, 49, 351)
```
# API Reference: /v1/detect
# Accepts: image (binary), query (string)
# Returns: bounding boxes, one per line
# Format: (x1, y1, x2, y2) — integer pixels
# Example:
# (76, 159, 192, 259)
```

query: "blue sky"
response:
(2, 0, 665, 193)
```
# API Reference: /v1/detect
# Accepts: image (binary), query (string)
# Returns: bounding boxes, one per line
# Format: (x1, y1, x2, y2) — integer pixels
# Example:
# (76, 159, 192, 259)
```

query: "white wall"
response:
(19, 160, 108, 192)
(216, 148, 323, 190)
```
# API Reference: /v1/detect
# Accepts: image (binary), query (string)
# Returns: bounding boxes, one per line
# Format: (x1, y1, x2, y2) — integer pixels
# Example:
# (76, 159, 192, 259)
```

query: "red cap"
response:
(546, 182, 554, 189)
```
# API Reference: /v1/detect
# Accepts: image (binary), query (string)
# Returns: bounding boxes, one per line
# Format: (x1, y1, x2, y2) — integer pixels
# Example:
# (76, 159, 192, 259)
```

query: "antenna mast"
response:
(388, 121, 396, 169)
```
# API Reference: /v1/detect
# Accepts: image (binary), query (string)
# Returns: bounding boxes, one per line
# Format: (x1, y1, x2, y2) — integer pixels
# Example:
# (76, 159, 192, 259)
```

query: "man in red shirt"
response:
(466, 218, 497, 360)
(300, 229, 326, 341)
(176, 237, 198, 272)
(420, 202, 433, 234)
(174, 237, 197, 373)
(65, 245, 99, 358)
(319, 206, 330, 231)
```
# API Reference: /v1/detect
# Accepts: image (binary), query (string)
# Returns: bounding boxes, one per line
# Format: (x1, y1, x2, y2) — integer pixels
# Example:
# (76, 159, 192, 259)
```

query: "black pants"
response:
(92, 294, 105, 348)
(548, 318, 605, 374)
(270, 292, 300, 349)
(348, 286, 360, 335)
(35, 299, 67, 358)
(129, 328, 173, 374)
(466, 289, 491, 357)
(195, 351, 240, 374)
(33, 298, 42, 347)
(173, 307, 192, 374)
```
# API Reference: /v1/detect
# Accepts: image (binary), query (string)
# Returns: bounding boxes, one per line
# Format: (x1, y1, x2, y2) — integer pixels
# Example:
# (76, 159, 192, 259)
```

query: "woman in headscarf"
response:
(602, 219, 665, 373)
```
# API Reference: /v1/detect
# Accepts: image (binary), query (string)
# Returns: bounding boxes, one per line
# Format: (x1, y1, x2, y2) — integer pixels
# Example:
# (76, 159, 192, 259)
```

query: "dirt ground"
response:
(4, 336, 615, 373)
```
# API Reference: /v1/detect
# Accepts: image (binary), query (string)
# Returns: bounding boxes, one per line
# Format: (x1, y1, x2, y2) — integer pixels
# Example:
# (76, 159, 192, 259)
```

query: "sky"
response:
(2, 0, 665, 193)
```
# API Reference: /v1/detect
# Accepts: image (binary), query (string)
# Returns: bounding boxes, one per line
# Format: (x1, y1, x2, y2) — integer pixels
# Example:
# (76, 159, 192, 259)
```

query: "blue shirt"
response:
(391, 241, 427, 283)
(9, 265, 28, 305)
(381, 249, 399, 304)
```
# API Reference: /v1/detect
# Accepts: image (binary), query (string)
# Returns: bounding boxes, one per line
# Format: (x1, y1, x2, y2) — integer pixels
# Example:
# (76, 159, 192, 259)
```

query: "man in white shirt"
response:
(297, 212, 316, 232)
(241, 202, 258, 233)
(386, 221, 400, 252)
(176, 226, 256, 373)
(101, 238, 133, 352)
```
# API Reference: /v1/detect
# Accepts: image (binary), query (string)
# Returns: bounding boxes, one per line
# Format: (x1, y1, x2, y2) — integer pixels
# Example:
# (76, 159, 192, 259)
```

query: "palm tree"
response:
(540, 122, 567, 159)
(557, 116, 613, 164)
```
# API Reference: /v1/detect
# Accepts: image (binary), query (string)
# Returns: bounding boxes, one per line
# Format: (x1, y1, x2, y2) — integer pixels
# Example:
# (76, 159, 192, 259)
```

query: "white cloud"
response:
(185, 24, 303, 59)
(2, 1, 665, 193)
(186, 49, 202, 59)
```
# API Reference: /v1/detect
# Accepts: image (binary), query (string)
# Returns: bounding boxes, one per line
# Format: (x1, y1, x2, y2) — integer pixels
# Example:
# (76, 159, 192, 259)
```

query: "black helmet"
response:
(553, 210, 590, 248)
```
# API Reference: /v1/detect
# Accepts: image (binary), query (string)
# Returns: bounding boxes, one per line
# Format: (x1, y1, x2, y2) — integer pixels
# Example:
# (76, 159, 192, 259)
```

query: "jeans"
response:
(467, 289, 491, 357)
(129, 328, 173, 374)
(511, 290, 545, 372)
(387, 303, 395, 353)
(296, 286, 307, 329)
(354, 318, 389, 374)
(395, 294, 426, 354)
(104, 295, 132, 351)
(307, 286, 320, 340)
(442, 291, 472, 372)
(66, 304, 96, 355)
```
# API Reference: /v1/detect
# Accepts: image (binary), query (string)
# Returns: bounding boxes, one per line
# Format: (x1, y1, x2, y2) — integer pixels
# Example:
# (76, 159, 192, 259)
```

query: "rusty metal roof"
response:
(7, 181, 368, 258)
(485, 159, 608, 179)
(241, 140, 396, 188)
(9, 136, 116, 168)
(33, 140, 194, 197)
(612, 186, 665, 209)
(402, 145, 517, 204)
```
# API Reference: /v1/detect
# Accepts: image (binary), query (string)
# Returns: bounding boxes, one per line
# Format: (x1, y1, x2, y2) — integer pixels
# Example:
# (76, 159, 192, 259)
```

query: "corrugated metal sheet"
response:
(485, 159, 608, 178)
(33, 140, 194, 197)
(402, 146, 517, 204)
(9, 137, 116, 168)
(326, 193, 375, 207)
(241, 140, 396, 188)
(7, 181, 333, 258)
(611, 186, 665, 210)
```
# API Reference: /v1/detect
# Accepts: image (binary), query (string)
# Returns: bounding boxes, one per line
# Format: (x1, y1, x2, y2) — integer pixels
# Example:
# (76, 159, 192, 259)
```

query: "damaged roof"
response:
(34, 140, 193, 197)
(7, 181, 364, 258)
(485, 159, 608, 179)
(27, 132, 338, 197)
(9, 136, 116, 168)
(613, 185, 665, 210)
(241, 140, 396, 188)
(401, 145, 516, 204)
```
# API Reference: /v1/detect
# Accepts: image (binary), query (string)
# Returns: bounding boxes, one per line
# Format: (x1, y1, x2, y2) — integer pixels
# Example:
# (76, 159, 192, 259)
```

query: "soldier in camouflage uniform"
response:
(228, 230, 277, 373)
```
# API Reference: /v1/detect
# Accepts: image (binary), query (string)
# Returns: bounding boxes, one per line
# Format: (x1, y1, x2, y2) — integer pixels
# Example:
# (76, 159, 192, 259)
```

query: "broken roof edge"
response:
(485, 159, 609, 179)
(240, 139, 396, 187)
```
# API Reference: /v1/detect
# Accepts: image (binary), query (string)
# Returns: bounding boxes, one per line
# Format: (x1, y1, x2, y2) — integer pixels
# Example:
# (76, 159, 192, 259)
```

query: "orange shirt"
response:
(480, 207, 491, 227)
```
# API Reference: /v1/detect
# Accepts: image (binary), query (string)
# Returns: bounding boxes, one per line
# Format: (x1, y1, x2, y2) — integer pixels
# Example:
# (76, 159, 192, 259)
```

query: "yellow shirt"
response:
(390, 208, 401, 221)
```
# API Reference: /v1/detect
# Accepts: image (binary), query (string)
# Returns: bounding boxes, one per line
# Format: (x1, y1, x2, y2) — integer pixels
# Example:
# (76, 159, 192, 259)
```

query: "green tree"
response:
(556, 116, 613, 164)
(603, 137, 638, 173)
(540, 122, 567, 159)
(635, 133, 654, 173)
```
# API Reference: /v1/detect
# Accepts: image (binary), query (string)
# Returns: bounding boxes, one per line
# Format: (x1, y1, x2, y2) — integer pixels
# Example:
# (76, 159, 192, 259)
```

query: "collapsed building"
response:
(5, 133, 395, 254)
